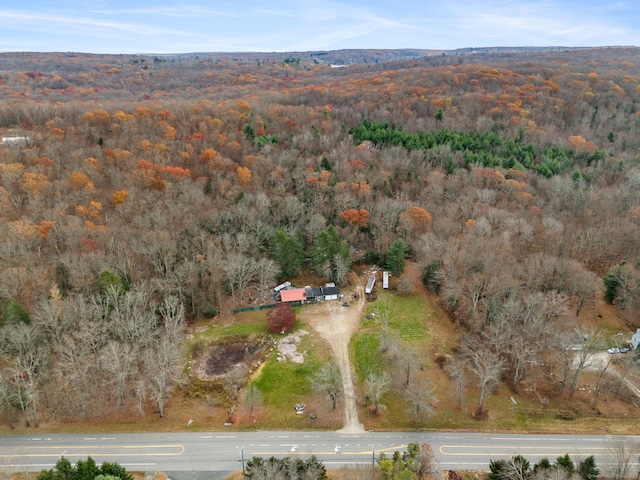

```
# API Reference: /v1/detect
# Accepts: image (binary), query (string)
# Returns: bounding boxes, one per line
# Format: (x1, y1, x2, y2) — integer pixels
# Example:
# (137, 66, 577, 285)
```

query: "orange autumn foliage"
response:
(517, 191, 534, 206)
(568, 135, 587, 150)
(164, 166, 191, 179)
(69, 171, 96, 193)
(399, 206, 433, 236)
(401, 206, 433, 225)
(20, 172, 51, 197)
(200, 148, 221, 162)
(33, 220, 56, 237)
(339, 208, 370, 226)
(236, 166, 252, 188)
(75, 201, 103, 218)
(111, 190, 129, 205)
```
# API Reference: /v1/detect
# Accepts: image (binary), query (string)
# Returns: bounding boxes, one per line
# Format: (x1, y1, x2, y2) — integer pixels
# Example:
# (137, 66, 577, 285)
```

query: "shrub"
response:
(267, 303, 296, 333)
(0, 298, 30, 325)
(421, 259, 444, 293)
(397, 277, 414, 295)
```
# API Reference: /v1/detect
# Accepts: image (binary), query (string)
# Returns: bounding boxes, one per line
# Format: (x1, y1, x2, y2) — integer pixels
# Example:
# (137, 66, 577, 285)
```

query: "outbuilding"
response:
(365, 275, 376, 294)
(2, 136, 31, 145)
(304, 284, 340, 301)
(280, 288, 306, 304)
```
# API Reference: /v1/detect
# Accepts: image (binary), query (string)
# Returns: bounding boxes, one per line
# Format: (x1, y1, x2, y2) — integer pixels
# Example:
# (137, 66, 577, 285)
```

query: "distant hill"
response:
(152, 46, 602, 66)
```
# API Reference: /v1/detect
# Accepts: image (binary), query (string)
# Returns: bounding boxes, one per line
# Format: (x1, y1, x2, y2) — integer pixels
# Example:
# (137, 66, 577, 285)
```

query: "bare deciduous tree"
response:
(590, 354, 612, 409)
(99, 341, 138, 407)
(3, 323, 49, 426)
(364, 371, 390, 415)
(106, 285, 158, 345)
(159, 295, 186, 344)
(607, 437, 639, 480)
(244, 383, 264, 418)
(568, 327, 602, 397)
(144, 336, 182, 418)
(312, 359, 343, 410)
(463, 335, 505, 419)
(445, 356, 467, 410)
(56, 336, 95, 419)
(134, 379, 147, 417)
(224, 364, 248, 402)
(461, 273, 487, 328)
(416, 443, 439, 479)
(404, 378, 437, 425)
(255, 257, 279, 302)
(387, 339, 416, 388)
(220, 252, 259, 308)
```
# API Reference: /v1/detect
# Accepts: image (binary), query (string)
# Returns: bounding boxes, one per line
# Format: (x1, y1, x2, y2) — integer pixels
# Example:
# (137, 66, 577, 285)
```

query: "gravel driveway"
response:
(303, 280, 366, 433)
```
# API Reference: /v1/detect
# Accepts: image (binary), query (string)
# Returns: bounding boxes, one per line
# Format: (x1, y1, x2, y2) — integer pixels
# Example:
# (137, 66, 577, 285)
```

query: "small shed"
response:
(365, 275, 376, 294)
(280, 288, 306, 303)
(383, 271, 389, 289)
(631, 329, 640, 350)
(305, 286, 324, 301)
(322, 285, 340, 300)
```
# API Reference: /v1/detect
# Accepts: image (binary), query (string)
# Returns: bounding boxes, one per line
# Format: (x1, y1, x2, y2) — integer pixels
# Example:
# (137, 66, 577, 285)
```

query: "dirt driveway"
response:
(584, 351, 640, 398)
(302, 276, 367, 433)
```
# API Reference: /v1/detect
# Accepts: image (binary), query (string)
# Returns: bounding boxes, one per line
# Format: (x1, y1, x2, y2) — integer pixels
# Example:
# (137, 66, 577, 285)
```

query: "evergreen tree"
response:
(74, 457, 100, 480)
(578, 456, 599, 480)
(386, 238, 409, 276)
(271, 229, 305, 281)
(37, 457, 132, 480)
(556, 454, 575, 475)
(603, 262, 627, 304)
(311, 226, 350, 283)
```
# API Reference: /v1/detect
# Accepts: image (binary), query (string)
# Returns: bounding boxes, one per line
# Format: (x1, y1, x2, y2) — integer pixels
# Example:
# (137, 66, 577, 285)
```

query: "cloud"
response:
(440, 0, 640, 47)
(89, 5, 238, 18)
(252, 9, 296, 18)
(0, 9, 192, 38)
(0, 0, 639, 54)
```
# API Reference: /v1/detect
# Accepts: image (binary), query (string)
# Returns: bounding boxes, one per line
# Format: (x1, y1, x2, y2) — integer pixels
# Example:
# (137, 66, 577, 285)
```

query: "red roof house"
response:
(280, 288, 306, 303)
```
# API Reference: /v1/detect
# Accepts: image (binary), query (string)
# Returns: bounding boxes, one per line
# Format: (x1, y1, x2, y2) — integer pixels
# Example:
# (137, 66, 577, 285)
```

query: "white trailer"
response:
(365, 275, 376, 294)
(273, 281, 291, 293)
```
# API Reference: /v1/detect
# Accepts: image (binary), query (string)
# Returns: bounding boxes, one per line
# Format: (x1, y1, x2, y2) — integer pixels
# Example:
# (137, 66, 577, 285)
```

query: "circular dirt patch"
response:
(193, 336, 271, 380)
(206, 342, 259, 375)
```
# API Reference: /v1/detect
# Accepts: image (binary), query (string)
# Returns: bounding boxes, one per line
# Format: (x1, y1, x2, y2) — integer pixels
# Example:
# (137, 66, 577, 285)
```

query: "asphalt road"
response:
(1, 431, 638, 475)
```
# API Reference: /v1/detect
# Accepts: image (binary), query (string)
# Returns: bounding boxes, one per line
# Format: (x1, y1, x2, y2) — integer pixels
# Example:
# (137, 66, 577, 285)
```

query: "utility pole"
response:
(372, 445, 375, 471)
(238, 446, 245, 475)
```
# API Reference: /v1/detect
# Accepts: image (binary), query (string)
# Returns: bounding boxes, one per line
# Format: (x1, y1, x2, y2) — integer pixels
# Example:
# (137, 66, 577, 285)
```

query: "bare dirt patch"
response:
(192, 335, 271, 381)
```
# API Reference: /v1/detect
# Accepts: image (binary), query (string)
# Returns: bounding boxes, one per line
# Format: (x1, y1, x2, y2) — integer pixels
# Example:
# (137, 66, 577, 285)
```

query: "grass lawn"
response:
(239, 321, 342, 430)
(352, 290, 449, 430)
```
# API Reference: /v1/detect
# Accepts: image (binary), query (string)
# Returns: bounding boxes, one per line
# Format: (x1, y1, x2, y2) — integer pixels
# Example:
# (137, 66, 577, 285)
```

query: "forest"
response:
(1, 46, 640, 428)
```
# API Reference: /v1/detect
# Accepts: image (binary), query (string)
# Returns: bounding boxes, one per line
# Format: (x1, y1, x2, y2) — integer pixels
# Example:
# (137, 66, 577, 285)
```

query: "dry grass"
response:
(5, 263, 640, 436)
(353, 262, 640, 434)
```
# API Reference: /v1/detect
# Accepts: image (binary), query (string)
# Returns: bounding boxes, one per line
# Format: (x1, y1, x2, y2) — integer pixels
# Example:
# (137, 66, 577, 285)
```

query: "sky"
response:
(0, 1, 639, 54)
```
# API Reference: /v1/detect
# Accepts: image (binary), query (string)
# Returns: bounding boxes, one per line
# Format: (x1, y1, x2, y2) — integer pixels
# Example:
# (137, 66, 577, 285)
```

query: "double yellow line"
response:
(8, 445, 185, 458)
